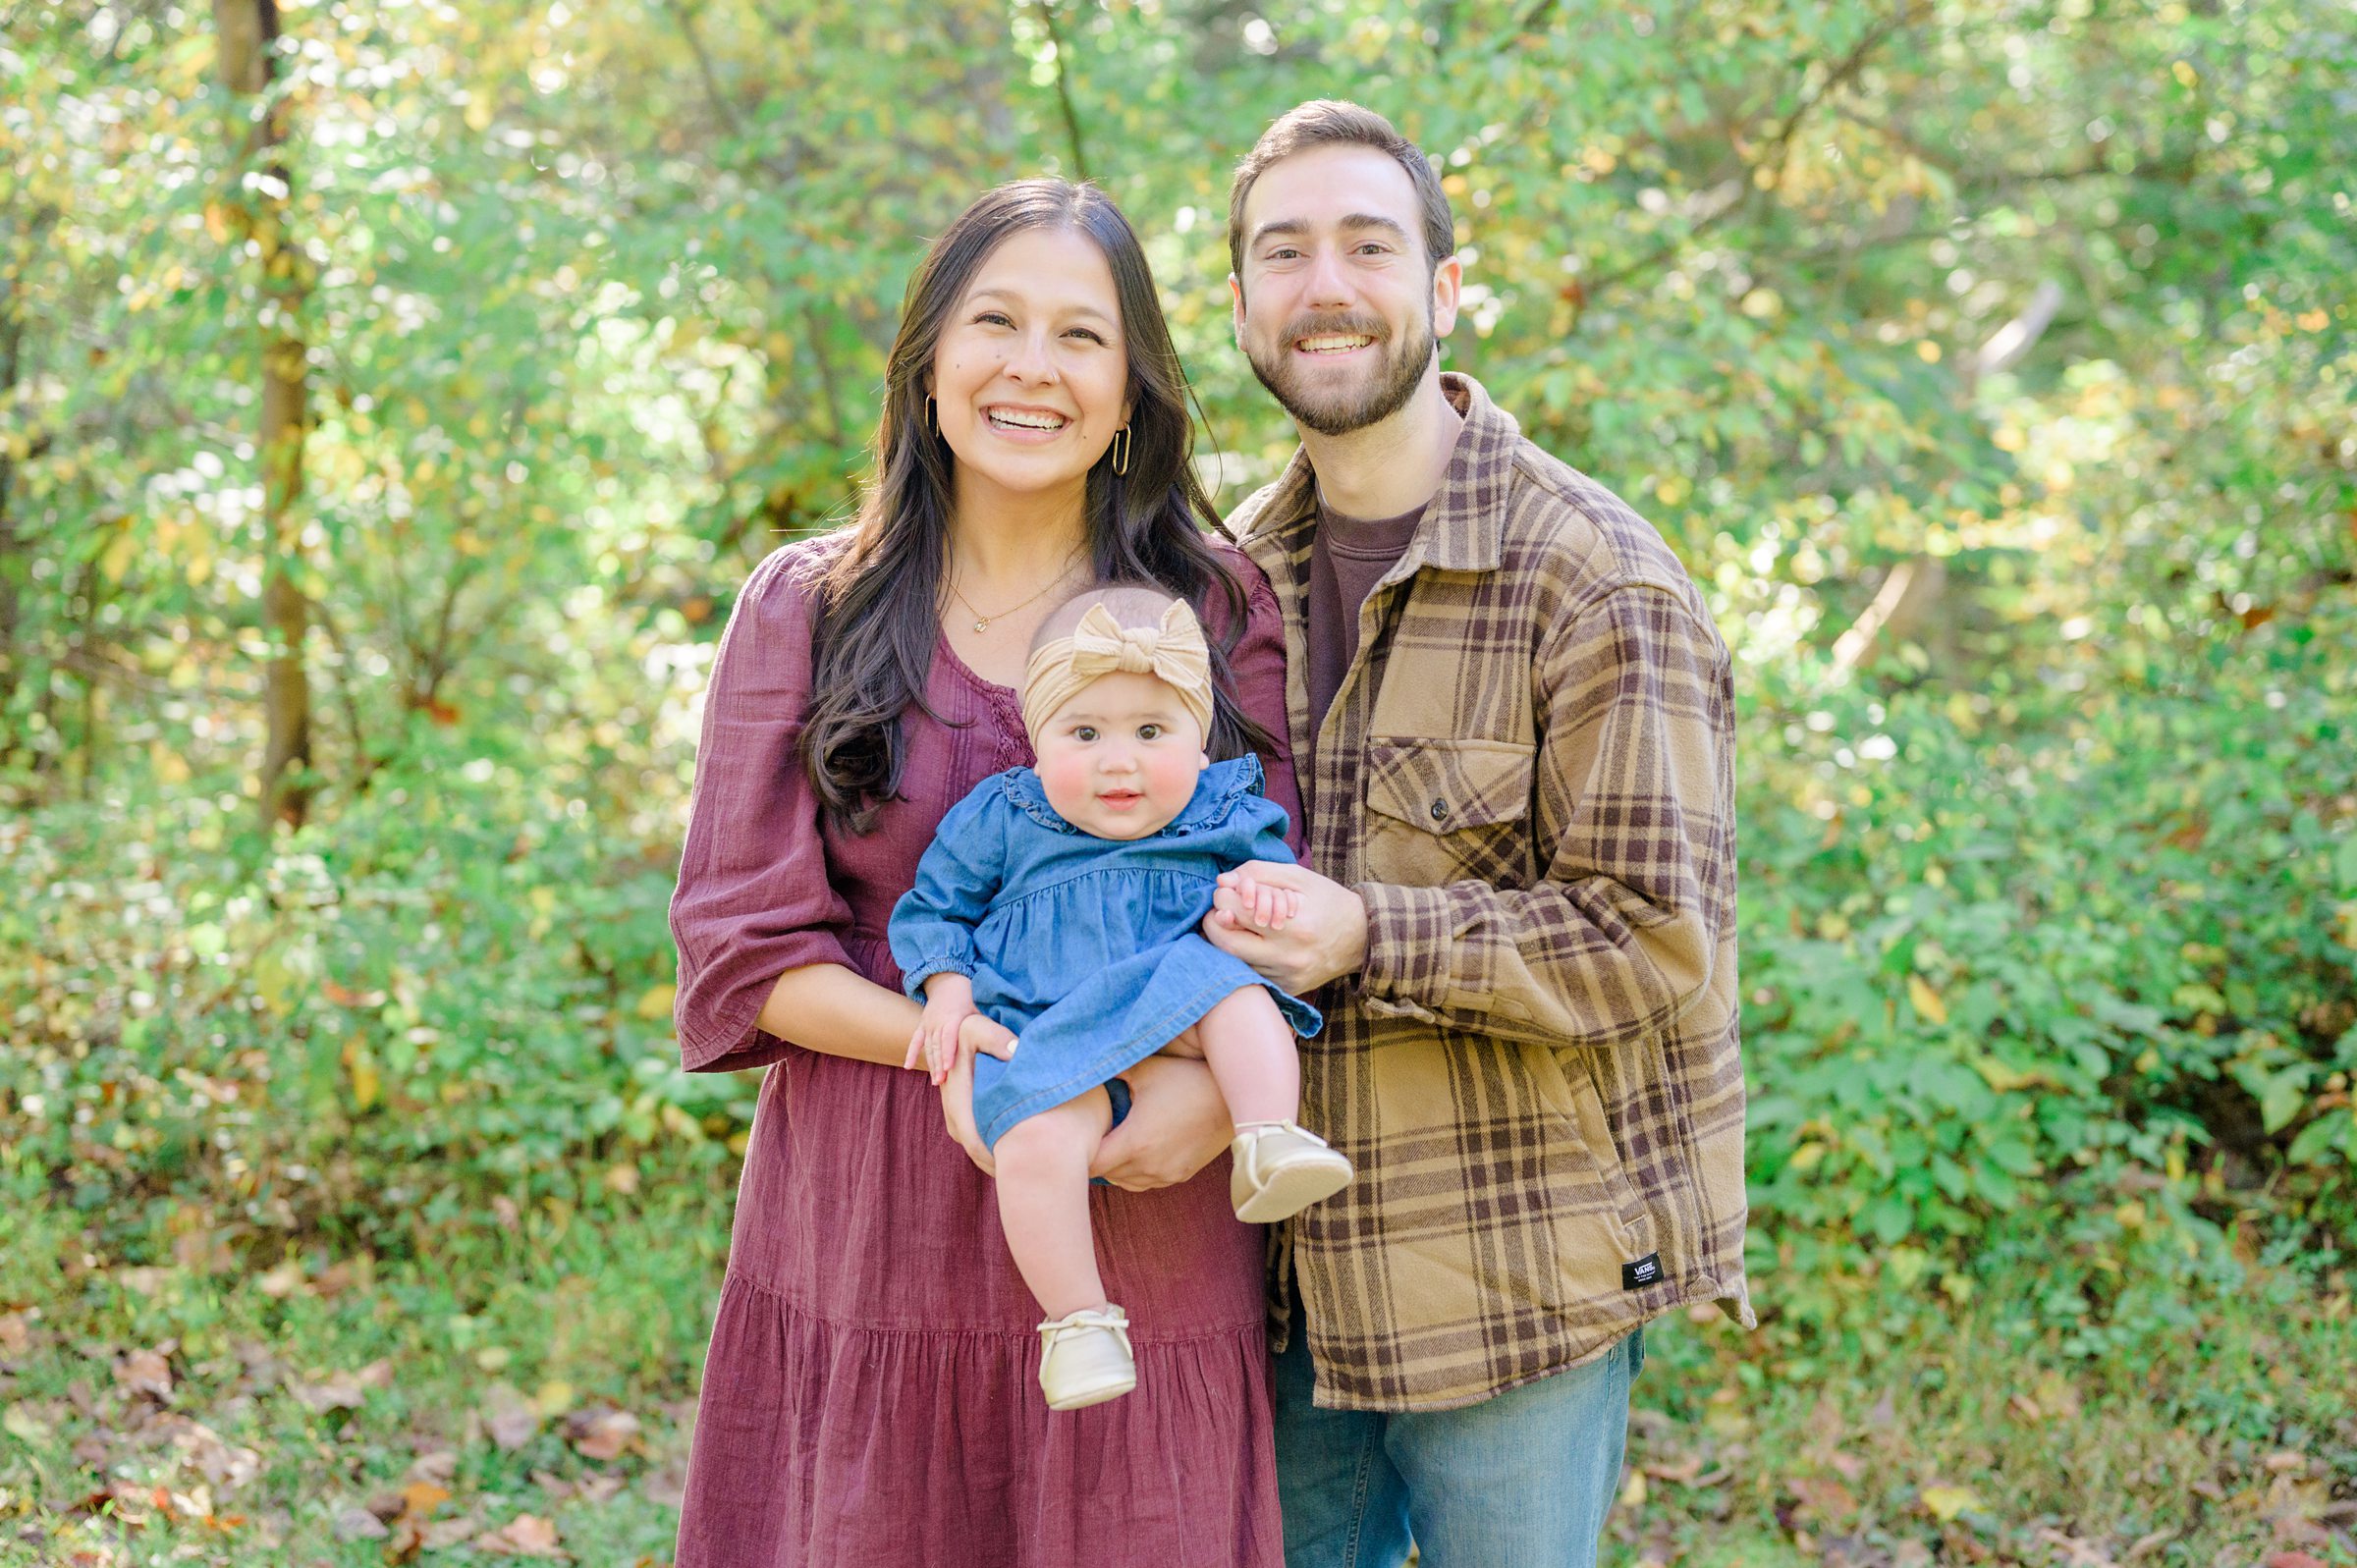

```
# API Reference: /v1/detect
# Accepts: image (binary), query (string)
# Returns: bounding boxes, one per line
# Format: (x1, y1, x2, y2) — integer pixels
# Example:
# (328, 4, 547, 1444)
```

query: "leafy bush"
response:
(1739, 605, 2356, 1326)
(1, 748, 739, 1270)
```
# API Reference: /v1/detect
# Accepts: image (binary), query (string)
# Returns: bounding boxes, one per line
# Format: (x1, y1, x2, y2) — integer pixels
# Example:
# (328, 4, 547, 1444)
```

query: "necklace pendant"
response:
(973, 619, 989, 632)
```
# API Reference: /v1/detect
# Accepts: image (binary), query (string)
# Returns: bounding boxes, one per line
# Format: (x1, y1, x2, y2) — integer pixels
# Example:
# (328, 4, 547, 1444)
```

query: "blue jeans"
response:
(1273, 1295, 1643, 1568)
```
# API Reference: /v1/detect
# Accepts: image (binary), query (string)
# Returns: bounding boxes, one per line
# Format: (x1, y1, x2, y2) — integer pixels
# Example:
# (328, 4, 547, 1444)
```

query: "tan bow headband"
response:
(1020, 599, 1215, 742)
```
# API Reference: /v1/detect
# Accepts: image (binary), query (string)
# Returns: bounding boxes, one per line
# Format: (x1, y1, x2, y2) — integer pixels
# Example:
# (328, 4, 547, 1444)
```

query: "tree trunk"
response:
(215, 0, 313, 828)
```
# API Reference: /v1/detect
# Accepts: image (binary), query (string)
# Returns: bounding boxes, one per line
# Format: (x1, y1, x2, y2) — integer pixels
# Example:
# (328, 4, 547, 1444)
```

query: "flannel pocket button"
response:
(1430, 798, 1449, 821)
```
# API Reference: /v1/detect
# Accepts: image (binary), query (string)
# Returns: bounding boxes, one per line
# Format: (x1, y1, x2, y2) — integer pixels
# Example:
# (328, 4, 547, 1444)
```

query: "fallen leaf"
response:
(2262, 1450, 2310, 1474)
(1791, 1477, 1858, 1524)
(406, 1448, 459, 1487)
(399, 1481, 451, 1522)
(1907, 975, 1947, 1026)
(4, 1403, 57, 1446)
(575, 1473, 625, 1504)
(291, 1372, 365, 1412)
(566, 1406, 641, 1461)
(0, 1313, 28, 1354)
(421, 1514, 483, 1549)
(475, 1512, 566, 1558)
(117, 1347, 174, 1402)
(256, 1262, 307, 1299)
(1921, 1484, 1981, 1522)
(2265, 1554, 2328, 1568)
(484, 1383, 540, 1451)
(167, 1419, 262, 1490)
(334, 1506, 390, 1541)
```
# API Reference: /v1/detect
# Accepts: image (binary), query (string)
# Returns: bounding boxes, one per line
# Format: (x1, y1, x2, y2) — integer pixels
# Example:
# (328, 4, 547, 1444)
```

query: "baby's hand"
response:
(958, 1012, 1018, 1066)
(1226, 871, 1301, 934)
(907, 978, 980, 1085)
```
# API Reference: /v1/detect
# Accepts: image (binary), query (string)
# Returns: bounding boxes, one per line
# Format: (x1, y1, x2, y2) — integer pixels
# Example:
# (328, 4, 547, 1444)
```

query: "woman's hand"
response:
(1089, 1054, 1233, 1192)
(939, 1039, 997, 1177)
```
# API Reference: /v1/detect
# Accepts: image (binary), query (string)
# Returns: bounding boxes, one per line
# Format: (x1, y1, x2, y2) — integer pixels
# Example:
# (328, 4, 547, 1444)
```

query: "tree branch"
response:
(1029, 0, 1090, 183)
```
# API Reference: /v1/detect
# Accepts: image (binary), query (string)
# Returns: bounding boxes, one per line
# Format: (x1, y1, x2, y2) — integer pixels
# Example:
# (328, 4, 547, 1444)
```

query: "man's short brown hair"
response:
(1227, 100, 1455, 282)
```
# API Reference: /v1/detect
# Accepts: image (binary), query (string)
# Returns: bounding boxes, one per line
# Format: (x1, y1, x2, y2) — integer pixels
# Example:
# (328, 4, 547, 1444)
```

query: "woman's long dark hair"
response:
(803, 180, 1275, 833)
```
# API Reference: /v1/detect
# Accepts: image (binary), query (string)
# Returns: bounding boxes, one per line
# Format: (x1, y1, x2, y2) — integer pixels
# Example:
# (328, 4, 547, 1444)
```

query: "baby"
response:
(887, 583, 1352, 1411)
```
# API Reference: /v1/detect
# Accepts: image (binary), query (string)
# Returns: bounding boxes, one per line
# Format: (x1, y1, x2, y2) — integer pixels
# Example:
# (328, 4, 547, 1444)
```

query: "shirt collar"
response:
(1227, 373, 1518, 574)
(1003, 752, 1267, 838)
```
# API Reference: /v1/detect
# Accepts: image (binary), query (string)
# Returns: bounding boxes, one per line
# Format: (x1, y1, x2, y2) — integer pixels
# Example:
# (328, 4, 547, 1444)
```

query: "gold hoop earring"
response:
(1112, 425, 1131, 476)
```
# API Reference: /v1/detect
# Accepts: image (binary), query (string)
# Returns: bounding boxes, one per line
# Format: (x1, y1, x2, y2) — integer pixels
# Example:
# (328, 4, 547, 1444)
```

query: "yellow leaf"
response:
(344, 1039, 380, 1111)
(1921, 1484, 1979, 1522)
(1789, 1140, 1827, 1172)
(1907, 975, 1948, 1026)
(534, 1379, 576, 1417)
(100, 528, 139, 585)
(634, 983, 678, 1021)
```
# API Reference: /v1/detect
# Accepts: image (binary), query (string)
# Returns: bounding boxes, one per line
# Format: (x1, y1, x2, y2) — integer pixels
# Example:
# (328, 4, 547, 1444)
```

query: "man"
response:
(1199, 100, 1753, 1568)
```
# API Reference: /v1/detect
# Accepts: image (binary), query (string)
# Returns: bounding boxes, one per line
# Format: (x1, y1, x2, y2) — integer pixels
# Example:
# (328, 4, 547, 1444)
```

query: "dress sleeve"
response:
(886, 782, 1010, 1000)
(1213, 546, 1307, 861)
(669, 544, 858, 1073)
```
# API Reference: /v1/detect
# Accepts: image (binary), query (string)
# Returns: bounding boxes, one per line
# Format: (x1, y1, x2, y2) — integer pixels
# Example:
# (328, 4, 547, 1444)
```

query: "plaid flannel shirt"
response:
(1223, 374, 1754, 1412)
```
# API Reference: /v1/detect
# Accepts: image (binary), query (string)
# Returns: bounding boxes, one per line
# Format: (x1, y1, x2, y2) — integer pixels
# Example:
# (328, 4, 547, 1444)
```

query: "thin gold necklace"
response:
(944, 549, 1086, 633)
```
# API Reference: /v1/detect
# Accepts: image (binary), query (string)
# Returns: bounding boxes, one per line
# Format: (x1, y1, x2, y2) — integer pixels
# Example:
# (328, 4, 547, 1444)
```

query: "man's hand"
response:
(939, 1043, 997, 1177)
(1089, 1055, 1233, 1192)
(1202, 860, 1369, 995)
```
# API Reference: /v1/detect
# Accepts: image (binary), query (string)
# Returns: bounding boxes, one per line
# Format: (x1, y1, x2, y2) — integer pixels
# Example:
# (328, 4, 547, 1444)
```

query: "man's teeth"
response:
(987, 409, 1068, 430)
(1297, 335, 1375, 353)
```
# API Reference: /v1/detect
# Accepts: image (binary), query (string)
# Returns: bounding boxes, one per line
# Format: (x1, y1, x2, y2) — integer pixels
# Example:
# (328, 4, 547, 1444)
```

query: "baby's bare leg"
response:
(1191, 987, 1299, 1127)
(992, 1087, 1117, 1320)
(1155, 1019, 1207, 1060)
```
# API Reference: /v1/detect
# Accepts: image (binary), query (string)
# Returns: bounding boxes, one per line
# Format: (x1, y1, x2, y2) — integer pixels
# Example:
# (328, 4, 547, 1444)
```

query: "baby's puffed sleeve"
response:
(1234, 790, 1302, 873)
(668, 546, 857, 1072)
(886, 782, 1010, 1000)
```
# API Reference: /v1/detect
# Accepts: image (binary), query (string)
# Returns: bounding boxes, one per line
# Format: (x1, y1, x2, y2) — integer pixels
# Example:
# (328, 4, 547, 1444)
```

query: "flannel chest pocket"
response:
(1360, 737, 1535, 888)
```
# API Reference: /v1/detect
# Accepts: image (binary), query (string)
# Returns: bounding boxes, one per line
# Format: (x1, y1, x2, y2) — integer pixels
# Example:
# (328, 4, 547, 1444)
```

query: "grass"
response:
(3, 1148, 2352, 1567)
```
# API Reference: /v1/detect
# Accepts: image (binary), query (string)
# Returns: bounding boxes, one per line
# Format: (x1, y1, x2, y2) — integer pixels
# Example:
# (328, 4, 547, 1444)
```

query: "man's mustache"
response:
(1275, 312, 1388, 346)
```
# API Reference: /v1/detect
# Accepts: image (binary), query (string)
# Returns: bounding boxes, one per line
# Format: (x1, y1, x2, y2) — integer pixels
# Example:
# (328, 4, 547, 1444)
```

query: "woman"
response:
(668, 181, 1301, 1566)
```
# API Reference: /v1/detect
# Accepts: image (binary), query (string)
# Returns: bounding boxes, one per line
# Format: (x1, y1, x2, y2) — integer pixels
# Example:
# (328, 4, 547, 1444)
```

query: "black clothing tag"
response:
(1622, 1253, 1663, 1291)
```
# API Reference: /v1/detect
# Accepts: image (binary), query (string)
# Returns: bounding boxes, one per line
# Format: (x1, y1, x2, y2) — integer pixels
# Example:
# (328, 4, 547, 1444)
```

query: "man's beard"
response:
(1244, 307, 1435, 438)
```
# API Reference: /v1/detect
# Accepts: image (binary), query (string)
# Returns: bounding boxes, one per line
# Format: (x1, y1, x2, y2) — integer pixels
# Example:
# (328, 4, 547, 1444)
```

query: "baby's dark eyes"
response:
(1073, 726, 1098, 742)
(1137, 725, 1163, 740)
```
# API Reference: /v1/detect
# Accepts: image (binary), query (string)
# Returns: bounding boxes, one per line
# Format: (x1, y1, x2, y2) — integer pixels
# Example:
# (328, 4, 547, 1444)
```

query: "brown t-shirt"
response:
(1305, 493, 1428, 743)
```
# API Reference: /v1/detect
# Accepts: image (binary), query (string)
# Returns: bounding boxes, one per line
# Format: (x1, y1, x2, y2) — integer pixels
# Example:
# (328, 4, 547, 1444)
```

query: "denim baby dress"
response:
(890, 753, 1322, 1147)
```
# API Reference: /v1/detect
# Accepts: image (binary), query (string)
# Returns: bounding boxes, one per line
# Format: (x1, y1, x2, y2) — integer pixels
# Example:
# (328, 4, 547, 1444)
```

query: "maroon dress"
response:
(668, 534, 1302, 1568)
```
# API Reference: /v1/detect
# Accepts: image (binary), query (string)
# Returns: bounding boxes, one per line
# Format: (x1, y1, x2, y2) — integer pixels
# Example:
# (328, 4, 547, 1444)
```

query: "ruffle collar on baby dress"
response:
(1000, 753, 1267, 838)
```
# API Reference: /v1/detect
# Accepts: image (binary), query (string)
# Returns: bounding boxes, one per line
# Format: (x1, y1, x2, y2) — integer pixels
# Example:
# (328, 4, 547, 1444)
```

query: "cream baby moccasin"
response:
(1230, 1120, 1353, 1222)
(1037, 1304, 1136, 1411)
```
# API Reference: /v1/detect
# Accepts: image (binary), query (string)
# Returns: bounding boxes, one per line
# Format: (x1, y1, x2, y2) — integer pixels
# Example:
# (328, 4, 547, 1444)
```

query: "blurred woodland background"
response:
(3, 0, 2353, 1563)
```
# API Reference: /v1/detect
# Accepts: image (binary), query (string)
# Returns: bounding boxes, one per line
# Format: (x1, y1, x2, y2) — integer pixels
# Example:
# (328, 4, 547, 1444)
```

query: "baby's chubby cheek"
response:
(1034, 749, 1097, 821)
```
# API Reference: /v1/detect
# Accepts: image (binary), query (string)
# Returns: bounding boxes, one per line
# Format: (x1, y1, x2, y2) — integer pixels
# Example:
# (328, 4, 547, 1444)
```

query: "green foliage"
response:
(1740, 603, 2357, 1326)
(4, 0, 2353, 1370)
(1, 757, 729, 1271)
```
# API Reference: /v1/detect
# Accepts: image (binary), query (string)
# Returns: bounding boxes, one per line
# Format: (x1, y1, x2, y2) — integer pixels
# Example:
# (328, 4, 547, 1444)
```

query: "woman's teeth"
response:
(986, 409, 1068, 430)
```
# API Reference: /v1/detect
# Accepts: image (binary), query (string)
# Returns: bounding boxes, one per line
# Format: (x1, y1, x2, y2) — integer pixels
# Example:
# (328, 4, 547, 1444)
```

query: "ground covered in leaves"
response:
(3, 1148, 2350, 1568)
